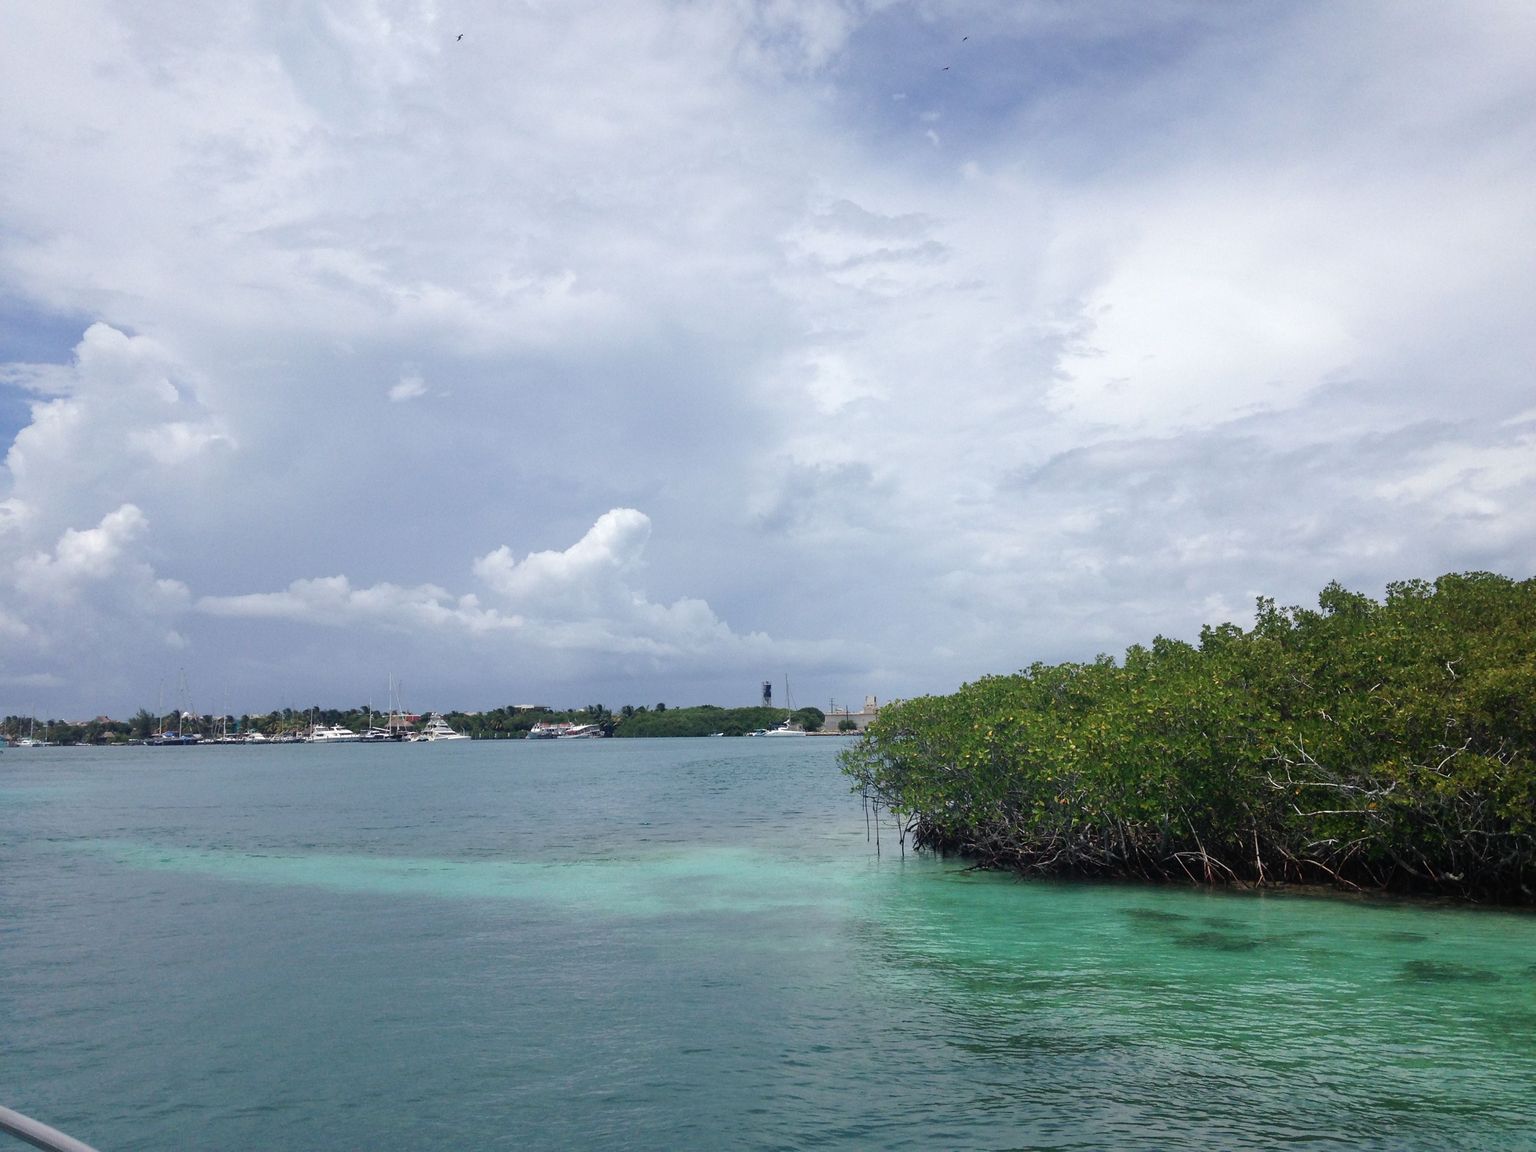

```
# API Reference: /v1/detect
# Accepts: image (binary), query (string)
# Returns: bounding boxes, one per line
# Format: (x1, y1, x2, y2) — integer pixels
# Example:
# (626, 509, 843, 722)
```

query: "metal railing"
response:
(0, 1106, 101, 1152)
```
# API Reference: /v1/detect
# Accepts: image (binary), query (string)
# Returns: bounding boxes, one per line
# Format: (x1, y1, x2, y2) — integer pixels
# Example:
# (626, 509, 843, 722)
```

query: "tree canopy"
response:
(841, 572, 1536, 903)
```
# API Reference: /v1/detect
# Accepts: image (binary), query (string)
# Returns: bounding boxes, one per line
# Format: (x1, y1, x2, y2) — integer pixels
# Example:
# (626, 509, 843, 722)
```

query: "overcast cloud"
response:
(2, 0, 1533, 718)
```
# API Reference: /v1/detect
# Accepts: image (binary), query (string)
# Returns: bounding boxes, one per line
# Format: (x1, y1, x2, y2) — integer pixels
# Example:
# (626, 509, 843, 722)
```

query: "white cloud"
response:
(1, 324, 233, 545)
(388, 372, 428, 402)
(0, 502, 192, 698)
(199, 508, 771, 659)
(200, 574, 513, 632)
(1, 2, 1534, 714)
(15, 504, 150, 596)
(474, 508, 650, 610)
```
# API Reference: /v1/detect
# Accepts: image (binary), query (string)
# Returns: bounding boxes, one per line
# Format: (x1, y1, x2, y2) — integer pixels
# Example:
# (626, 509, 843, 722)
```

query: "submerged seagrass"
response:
(842, 571, 1536, 902)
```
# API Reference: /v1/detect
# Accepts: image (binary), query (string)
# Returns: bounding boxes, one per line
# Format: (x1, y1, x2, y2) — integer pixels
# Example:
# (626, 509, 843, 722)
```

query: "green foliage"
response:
(794, 707, 826, 732)
(130, 708, 157, 740)
(613, 706, 802, 738)
(843, 571, 1536, 903)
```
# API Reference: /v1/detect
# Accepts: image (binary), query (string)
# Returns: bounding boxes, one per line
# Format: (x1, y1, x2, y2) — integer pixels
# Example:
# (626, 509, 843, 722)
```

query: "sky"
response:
(2, 0, 1534, 721)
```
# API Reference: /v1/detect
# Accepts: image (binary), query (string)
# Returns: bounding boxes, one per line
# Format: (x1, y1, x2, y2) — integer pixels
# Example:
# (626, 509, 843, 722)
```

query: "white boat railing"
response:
(0, 1105, 102, 1152)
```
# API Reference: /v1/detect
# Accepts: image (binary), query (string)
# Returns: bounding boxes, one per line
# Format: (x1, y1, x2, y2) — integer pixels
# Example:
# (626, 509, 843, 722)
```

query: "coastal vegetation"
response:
(840, 572, 1536, 904)
(1, 702, 830, 743)
(612, 704, 825, 738)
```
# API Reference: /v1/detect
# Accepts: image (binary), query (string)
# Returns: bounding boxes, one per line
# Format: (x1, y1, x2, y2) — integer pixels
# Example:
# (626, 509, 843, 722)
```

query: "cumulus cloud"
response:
(0, 503, 192, 698)
(198, 574, 505, 630)
(474, 508, 650, 611)
(2, 2, 1534, 714)
(1, 324, 233, 543)
(199, 508, 768, 659)
(15, 504, 150, 596)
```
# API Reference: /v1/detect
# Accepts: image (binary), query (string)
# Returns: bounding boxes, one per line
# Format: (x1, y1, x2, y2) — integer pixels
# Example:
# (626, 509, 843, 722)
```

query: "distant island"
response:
(840, 571, 1536, 905)
(2, 702, 844, 745)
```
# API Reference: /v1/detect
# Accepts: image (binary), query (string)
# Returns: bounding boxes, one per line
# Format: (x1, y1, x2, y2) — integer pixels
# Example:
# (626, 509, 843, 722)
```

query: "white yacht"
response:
(761, 676, 807, 735)
(526, 720, 604, 739)
(763, 718, 806, 736)
(309, 724, 362, 743)
(418, 713, 469, 741)
(15, 717, 52, 747)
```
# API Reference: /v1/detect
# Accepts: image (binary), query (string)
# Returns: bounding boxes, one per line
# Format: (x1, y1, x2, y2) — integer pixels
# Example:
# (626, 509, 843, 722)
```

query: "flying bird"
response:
(456, 33, 464, 41)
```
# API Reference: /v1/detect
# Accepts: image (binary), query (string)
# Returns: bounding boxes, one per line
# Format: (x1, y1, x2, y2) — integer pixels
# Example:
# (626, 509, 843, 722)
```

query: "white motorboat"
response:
(309, 724, 362, 743)
(418, 713, 469, 741)
(762, 718, 806, 736)
(15, 717, 52, 747)
(761, 676, 806, 734)
(526, 720, 605, 739)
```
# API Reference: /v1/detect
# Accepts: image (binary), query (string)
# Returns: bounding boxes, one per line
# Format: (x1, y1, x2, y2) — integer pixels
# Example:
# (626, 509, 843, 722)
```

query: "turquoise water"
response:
(2, 740, 1533, 1150)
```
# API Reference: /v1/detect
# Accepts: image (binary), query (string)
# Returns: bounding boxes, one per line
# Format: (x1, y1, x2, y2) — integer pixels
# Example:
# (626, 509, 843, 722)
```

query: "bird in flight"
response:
(456, 33, 464, 41)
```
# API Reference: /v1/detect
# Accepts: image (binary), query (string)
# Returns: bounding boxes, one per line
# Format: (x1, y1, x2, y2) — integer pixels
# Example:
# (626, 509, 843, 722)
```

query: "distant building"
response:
(827, 695, 881, 732)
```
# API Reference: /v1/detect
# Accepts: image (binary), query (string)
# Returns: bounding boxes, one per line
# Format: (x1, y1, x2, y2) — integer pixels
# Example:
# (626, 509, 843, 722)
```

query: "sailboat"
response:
(384, 675, 416, 740)
(763, 677, 807, 736)
(151, 672, 201, 744)
(15, 714, 52, 747)
(360, 699, 400, 741)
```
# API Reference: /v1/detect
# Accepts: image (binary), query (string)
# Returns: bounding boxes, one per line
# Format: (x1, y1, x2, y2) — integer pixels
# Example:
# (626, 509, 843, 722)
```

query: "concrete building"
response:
(825, 695, 881, 732)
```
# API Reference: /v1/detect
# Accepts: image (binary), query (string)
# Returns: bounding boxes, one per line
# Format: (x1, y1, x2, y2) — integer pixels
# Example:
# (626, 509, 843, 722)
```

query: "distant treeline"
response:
(840, 572, 1536, 904)
(611, 705, 826, 738)
(3, 702, 830, 743)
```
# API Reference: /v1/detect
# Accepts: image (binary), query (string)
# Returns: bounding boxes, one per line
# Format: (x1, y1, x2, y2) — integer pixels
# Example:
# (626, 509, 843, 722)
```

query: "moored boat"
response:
(527, 720, 604, 739)
(762, 718, 806, 736)
(309, 724, 362, 743)
(418, 713, 469, 741)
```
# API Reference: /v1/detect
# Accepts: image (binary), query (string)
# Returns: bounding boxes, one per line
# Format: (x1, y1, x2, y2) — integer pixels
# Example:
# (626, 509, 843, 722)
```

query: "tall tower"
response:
(761, 680, 773, 707)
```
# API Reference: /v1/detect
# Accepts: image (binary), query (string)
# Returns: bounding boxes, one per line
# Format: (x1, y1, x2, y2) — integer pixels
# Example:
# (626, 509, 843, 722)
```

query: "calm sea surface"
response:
(2, 739, 1533, 1151)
